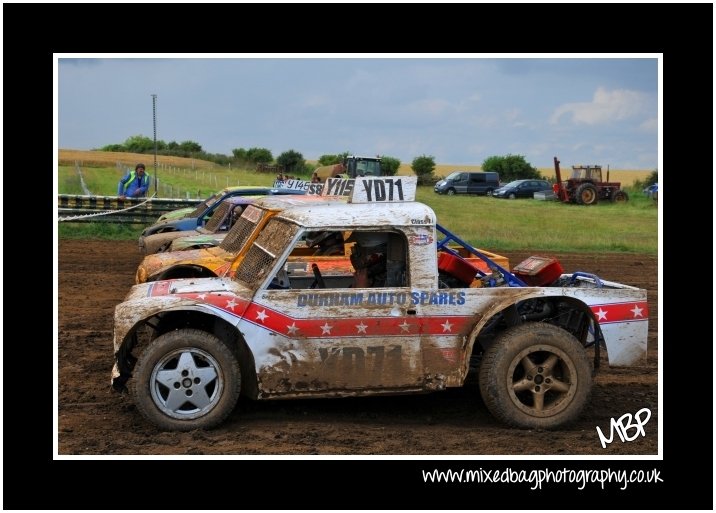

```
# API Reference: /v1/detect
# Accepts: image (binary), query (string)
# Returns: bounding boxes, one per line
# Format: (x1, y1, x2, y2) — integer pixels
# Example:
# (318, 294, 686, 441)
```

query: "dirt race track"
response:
(58, 239, 659, 456)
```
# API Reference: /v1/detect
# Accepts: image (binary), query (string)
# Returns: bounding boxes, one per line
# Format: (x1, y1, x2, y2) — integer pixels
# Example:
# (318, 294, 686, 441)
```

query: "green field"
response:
(416, 188, 657, 253)
(58, 168, 658, 254)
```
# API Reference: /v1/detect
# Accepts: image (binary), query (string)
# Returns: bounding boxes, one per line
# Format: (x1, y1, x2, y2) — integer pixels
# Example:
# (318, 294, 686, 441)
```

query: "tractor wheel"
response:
(478, 323, 592, 429)
(131, 329, 241, 431)
(611, 190, 629, 203)
(576, 184, 598, 205)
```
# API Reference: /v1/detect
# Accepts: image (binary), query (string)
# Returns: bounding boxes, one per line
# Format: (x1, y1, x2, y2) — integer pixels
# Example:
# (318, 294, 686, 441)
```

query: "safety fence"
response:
(58, 194, 203, 224)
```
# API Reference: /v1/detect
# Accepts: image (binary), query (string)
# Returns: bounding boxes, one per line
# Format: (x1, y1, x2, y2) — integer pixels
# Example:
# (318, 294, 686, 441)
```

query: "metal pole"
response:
(152, 94, 158, 195)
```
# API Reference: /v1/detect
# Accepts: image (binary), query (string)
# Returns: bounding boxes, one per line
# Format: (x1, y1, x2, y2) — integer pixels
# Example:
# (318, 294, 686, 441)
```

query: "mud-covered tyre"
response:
(576, 183, 598, 205)
(131, 329, 241, 431)
(478, 323, 592, 429)
(611, 190, 629, 203)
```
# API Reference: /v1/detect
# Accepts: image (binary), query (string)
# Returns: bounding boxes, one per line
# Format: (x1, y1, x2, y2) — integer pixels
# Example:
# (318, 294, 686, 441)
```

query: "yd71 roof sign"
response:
(349, 176, 418, 203)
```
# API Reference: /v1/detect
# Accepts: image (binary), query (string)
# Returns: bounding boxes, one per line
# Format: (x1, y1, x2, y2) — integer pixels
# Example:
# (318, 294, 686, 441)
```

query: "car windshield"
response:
(234, 218, 300, 291)
(445, 172, 462, 180)
(219, 205, 268, 253)
(187, 191, 222, 218)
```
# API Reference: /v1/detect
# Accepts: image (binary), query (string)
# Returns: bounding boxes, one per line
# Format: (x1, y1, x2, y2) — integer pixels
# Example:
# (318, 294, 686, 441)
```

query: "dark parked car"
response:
(492, 179, 552, 199)
(434, 171, 500, 196)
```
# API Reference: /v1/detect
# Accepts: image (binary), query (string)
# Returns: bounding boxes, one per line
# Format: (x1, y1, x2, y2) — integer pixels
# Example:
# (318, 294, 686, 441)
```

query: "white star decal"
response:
(320, 323, 333, 335)
(631, 305, 644, 318)
(595, 308, 608, 321)
(355, 321, 368, 334)
(225, 299, 237, 311)
(399, 320, 411, 333)
(197, 293, 207, 300)
(286, 322, 299, 335)
(255, 309, 269, 322)
(441, 320, 453, 333)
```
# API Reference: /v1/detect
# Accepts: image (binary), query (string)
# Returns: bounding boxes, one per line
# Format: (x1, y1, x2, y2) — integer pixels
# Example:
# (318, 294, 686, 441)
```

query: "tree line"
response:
(99, 135, 549, 182)
(99, 135, 404, 176)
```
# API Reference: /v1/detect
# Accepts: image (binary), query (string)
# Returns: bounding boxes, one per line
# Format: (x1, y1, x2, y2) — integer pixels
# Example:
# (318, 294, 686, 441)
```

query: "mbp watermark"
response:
(596, 407, 651, 449)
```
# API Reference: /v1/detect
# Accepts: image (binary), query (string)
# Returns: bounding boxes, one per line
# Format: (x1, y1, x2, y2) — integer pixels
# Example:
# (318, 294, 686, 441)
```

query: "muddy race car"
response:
(111, 177, 648, 432)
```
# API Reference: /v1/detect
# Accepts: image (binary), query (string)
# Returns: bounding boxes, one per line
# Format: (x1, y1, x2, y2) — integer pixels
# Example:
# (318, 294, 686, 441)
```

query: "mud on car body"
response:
(112, 177, 648, 432)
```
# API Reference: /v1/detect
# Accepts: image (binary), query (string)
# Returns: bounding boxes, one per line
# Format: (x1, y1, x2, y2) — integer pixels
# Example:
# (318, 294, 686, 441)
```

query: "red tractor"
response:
(553, 156, 629, 205)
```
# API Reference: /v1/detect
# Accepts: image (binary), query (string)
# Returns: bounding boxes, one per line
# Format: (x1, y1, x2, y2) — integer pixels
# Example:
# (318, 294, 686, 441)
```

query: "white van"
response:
(434, 171, 500, 196)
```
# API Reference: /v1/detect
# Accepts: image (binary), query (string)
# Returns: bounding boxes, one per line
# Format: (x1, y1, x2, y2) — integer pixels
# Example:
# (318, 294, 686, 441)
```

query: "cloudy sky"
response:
(57, 55, 659, 169)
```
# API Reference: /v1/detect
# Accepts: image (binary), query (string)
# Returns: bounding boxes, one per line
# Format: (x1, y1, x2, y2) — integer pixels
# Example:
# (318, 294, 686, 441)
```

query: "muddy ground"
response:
(58, 239, 658, 456)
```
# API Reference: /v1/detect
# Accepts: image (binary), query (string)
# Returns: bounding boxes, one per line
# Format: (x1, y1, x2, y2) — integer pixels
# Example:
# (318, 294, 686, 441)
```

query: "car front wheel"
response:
(131, 329, 241, 431)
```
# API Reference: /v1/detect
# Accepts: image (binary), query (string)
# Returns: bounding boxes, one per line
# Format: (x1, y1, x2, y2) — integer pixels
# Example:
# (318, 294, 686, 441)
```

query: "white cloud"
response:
(550, 87, 648, 125)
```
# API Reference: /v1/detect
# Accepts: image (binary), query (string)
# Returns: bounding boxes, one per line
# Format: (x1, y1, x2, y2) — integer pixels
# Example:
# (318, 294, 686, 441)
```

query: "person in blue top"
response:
(118, 163, 151, 199)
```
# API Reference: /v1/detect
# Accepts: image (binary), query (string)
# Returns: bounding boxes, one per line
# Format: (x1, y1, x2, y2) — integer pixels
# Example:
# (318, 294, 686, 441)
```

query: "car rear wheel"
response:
(478, 323, 592, 429)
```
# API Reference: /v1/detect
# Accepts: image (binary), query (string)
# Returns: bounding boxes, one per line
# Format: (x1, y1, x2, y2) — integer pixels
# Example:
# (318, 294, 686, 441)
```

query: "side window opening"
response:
(264, 230, 408, 291)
